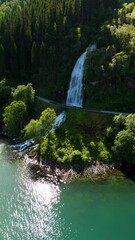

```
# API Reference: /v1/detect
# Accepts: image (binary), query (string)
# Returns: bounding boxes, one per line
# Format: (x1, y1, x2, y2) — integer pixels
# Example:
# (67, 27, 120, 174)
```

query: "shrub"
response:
(112, 130, 135, 164)
(3, 100, 27, 137)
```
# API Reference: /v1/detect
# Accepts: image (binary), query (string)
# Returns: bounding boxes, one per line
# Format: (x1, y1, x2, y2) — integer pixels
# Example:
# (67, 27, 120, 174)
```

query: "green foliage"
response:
(24, 108, 56, 142)
(111, 114, 126, 132)
(13, 83, 35, 104)
(85, 49, 106, 81)
(3, 100, 27, 137)
(0, 79, 11, 119)
(105, 114, 126, 147)
(8, 83, 36, 132)
(0, 44, 5, 78)
(113, 130, 135, 164)
(109, 52, 129, 83)
(105, 114, 135, 165)
(0, 0, 120, 100)
(88, 141, 97, 160)
(97, 141, 111, 162)
(81, 145, 91, 162)
(23, 119, 42, 142)
(125, 114, 135, 133)
(40, 131, 92, 163)
(85, 2, 135, 112)
(39, 109, 113, 164)
(0, 79, 11, 106)
(39, 108, 56, 134)
(1, 1, 134, 166)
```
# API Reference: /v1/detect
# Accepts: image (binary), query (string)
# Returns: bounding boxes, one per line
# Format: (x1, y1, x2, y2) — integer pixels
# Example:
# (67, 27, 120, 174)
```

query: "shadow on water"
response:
(120, 164, 135, 182)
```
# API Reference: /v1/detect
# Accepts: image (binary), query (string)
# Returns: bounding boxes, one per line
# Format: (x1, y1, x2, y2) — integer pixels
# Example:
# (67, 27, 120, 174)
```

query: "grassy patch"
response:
(63, 108, 113, 141)
(85, 84, 135, 113)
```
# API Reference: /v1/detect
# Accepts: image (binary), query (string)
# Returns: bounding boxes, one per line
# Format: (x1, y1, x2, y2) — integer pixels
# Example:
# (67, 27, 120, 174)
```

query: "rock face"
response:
(28, 163, 59, 183)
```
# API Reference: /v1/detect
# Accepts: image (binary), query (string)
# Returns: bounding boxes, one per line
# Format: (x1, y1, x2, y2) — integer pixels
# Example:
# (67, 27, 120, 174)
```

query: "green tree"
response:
(39, 108, 56, 134)
(31, 41, 39, 73)
(125, 114, 135, 134)
(109, 52, 129, 84)
(19, 42, 26, 77)
(105, 114, 126, 148)
(3, 100, 27, 137)
(40, 41, 46, 68)
(10, 39, 18, 78)
(113, 130, 135, 164)
(0, 79, 11, 118)
(24, 107, 56, 141)
(12, 83, 35, 115)
(105, 114, 135, 164)
(24, 119, 42, 142)
(97, 140, 111, 162)
(0, 43, 5, 78)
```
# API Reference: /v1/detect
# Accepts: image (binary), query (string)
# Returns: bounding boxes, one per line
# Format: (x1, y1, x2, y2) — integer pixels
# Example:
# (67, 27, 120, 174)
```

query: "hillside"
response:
(85, 2, 135, 112)
(0, 0, 122, 101)
(0, 0, 135, 168)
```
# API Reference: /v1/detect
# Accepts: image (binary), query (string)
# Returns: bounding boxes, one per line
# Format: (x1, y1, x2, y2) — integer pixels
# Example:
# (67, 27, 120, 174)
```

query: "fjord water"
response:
(1, 140, 135, 240)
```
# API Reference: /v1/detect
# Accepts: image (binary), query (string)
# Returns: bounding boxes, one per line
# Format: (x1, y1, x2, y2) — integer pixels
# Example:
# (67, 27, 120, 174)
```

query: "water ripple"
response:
(0, 151, 67, 240)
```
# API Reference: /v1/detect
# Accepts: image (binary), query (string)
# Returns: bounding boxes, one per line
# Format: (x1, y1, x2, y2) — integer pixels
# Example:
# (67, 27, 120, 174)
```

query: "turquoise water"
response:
(0, 139, 135, 240)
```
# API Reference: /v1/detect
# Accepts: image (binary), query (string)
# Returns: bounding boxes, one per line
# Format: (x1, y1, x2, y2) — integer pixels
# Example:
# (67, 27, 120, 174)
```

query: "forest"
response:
(0, 0, 121, 101)
(0, 0, 135, 166)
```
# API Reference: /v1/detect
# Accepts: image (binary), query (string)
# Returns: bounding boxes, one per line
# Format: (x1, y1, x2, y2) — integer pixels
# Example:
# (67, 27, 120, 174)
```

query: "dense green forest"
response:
(1, 79, 135, 166)
(0, 0, 135, 167)
(85, 1, 135, 112)
(0, 0, 122, 101)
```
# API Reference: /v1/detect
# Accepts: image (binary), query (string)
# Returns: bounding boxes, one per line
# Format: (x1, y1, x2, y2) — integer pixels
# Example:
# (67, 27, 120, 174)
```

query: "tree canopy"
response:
(0, 79, 11, 119)
(0, 0, 121, 100)
(3, 100, 27, 137)
(105, 114, 135, 165)
(24, 108, 56, 142)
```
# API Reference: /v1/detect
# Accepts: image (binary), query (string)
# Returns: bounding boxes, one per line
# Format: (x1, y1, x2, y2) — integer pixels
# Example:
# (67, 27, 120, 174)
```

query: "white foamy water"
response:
(10, 139, 34, 152)
(66, 44, 96, 108)
(66, 52, 86, 107)
(52, 111, 66, 130)
(54, 44, 96, 127)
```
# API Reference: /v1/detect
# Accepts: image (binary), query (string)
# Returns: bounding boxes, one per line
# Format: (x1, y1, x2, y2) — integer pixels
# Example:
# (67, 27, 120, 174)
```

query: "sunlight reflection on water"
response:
(4, 140, 135, 240)
(0, 141, 74, 240)
(0, 147, 62, 240)
(9, 174, 61, 239)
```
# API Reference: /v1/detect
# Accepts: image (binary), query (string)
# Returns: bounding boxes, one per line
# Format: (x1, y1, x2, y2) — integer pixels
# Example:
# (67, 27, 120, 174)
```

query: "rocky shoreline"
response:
(0, 131, 132, 185)
(13, 145, 125, 184)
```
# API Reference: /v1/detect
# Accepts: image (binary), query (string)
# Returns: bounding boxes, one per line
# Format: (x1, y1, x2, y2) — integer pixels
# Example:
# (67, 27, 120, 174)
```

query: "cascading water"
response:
(66, 52, 86, 107)
(11, 44, 96, 151)
(53, 51, 87, 128)
(53, 44, 96, 129)
(10, 139, 34, 152)
(52, 111, 66, 130)
(66, 44, 96, 107)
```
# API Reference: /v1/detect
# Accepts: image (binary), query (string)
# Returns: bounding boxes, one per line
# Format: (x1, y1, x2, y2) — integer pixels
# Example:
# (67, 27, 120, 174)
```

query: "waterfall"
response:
(52, 111, 66, 130)
(54, 51, 87, 128)
(10, 139, 34, 152)
(66, 44, 96, 107)
(66, 52, 86, 107)
(11, 45, 96, 151)
(53, 44, 96, 129)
